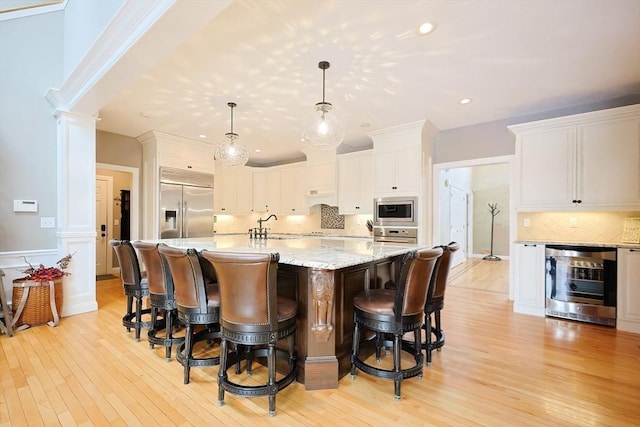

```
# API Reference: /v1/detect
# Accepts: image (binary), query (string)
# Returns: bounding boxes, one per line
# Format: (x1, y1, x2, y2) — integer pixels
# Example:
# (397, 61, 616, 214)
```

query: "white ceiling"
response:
(96, 0, 640, 166)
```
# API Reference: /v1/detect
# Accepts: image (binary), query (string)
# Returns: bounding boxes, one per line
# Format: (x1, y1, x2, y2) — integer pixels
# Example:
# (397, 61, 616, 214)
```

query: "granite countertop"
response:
(514, 240, 640, 249)
(148, 234, 421, 270)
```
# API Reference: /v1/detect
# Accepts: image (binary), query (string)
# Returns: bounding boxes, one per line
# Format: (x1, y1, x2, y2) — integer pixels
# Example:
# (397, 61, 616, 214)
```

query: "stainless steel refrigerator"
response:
(159, 167, 214, 238)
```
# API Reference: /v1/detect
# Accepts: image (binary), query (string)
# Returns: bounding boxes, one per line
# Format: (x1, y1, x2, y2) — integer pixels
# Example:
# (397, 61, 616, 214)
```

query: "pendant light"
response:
(215, 102, 249, 166)
(301, 61, 345, 150)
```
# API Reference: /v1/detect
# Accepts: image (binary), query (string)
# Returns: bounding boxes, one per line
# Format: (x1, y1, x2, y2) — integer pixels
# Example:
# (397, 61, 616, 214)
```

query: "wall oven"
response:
(373, 226, 417, 244)
(373, 196, 418, 227)
(545, 245, 617, 327)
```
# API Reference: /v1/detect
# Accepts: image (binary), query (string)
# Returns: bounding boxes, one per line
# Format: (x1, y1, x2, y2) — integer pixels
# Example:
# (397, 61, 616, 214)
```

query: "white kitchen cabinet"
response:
(513, 243, 546, 316)
(617, 248, 640, 333)
(280, 166, 309, 215)
(252, 169, 281, 213)
(214, 164, 252, 214)
(338, 150, 374, 214)
(511, 105, 640, 211)
(373, 144, 420, 196)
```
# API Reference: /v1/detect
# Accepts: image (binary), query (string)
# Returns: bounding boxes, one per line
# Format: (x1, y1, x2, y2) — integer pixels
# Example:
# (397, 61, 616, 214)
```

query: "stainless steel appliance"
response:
(159, 167, 214, 238)
(373, 226, 417, 244)
(545, 245, 617, 327)
(373, 196, 418, 227)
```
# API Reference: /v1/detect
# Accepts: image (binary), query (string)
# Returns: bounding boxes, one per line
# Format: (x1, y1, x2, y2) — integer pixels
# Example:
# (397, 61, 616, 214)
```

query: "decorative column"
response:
(55, 110, 98, 316)
(304, 268, 338, 390)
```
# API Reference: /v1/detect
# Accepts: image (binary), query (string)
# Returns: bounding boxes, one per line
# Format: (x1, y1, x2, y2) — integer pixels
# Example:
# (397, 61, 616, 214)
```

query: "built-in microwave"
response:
(373, 196, 418, 227)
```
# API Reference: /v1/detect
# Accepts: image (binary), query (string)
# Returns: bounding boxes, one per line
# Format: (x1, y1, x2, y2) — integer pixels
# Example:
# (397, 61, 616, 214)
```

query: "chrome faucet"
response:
(250, 214, 278, 239)
(257, 214, 278, 230)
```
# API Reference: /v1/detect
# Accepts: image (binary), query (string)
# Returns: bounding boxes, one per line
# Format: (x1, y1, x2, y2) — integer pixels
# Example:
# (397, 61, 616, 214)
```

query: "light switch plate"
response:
(40, 217, 55, 228)
(569, 218, 578, 228)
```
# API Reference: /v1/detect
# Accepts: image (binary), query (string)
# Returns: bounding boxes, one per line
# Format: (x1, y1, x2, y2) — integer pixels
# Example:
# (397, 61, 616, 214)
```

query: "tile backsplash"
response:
(517, 211, 640, 243)
(214, 205, 372, 237)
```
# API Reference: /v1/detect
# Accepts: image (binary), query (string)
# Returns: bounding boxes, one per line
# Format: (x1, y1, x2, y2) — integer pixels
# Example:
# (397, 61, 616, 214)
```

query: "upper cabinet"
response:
(369, 121, 426, 198)
(338, 150, 374, 214)
(510, 105, 640, 211)
(214, 164, 252, 215)
(280, 165, 309, 215)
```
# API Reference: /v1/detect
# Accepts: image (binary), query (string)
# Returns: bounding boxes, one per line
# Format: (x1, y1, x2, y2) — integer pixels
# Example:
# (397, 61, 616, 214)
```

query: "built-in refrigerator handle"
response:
(183, 201, 188, 238)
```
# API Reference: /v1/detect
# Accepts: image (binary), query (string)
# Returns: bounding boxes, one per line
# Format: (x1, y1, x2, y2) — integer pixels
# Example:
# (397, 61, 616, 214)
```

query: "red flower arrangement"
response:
(21, 253, 73, 282)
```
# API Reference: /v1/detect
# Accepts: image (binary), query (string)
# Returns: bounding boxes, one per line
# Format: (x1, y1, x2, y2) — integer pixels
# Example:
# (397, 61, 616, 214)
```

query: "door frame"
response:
(96, 174, 113, 276)
(96, 163, 140, 275)
(432, 155, 515, 299)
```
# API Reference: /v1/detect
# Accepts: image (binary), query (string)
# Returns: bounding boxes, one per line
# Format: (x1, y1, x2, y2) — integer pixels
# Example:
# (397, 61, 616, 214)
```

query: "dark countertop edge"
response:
(514, 240, 640, 249)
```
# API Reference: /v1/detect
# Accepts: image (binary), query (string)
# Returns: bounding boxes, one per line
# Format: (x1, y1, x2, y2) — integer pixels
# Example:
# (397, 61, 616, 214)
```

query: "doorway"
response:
(95, 175, 113, 276)
(96, 163, 140, 278)
(432, 155, 515, 297)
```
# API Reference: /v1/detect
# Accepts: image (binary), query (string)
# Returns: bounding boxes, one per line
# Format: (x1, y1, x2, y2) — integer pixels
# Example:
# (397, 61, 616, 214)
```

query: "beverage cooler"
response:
(545, 245, 617, 327)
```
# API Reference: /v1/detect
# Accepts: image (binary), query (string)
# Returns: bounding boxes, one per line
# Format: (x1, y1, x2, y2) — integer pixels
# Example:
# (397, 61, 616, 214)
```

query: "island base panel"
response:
(301, 356, 339, 390)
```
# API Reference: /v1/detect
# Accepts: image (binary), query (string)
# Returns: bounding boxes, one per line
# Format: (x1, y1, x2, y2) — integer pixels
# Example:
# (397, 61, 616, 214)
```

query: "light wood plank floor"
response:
(1, 260, 639, 426)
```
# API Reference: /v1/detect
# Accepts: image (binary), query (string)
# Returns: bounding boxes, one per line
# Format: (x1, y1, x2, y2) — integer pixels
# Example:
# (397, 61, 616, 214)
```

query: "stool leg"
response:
(183, 324, 193, 384)
(426, 312, 433, 366)
(268, 343, 276, 417)
(149, 306, 157, 349)
(164, 309, 172, 361)
(125, 295, 133, 332)
(135, 295, 143, 341)
(350, 319, 360, 378)
(393, 334, 401, 401)
(217, 339, 228, 406)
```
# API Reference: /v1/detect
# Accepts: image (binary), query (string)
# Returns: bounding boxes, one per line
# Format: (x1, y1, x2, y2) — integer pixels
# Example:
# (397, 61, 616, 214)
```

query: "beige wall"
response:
(472, 164, 510, 256)
(517, 211, 640, 244)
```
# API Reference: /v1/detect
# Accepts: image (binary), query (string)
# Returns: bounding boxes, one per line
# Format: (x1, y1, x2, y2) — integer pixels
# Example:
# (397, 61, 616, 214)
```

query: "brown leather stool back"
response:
(109, 240, 152, 341)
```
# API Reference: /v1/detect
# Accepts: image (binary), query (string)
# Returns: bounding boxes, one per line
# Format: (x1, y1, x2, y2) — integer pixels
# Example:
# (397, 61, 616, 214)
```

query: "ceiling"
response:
(96, 0, 640, 166)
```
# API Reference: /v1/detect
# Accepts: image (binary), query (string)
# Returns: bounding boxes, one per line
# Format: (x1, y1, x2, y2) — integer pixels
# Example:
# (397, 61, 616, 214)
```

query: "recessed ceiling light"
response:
(255, 149, 261, 153)
(459, 98, 472, 105)
(140, 112, 152, 118)
(199, 134, 206, 139)
(417, 22, 436, 36)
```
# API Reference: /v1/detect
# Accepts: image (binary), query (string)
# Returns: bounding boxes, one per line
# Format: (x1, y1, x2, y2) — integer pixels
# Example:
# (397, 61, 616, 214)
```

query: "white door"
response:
(449, 184, 468, 267)
(95, 176, 112, 276)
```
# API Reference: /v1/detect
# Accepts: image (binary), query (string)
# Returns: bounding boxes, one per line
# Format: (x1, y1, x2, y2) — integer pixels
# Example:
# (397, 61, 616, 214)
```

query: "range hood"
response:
(302, 149, 337, 208)
(305, 191, 337, 208)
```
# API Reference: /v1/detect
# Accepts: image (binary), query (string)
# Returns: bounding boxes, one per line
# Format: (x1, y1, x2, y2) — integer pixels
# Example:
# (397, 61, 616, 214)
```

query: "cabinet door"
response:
(517, 127, 575, 209)
(513, 243, 546, 316)
(252, 170, 268, 212)
(373, 150, 397, 194)
(265, 169, 281, 213)
(339, 152, 374, 214)
(358, 153, 374, 214)
(617, 248, 640, 333)
(280, 167, 308, 215)
(236, 167, 253, 214)
(338, 155, 361, 214)
(394, 145, 420, 193)
(213, 165, 235, 214)
(578, 117, 640, 208)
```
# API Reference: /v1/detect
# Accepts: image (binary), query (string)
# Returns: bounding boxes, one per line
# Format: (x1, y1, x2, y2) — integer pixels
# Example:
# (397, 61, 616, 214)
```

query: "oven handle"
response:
(374, 237, 416, 244)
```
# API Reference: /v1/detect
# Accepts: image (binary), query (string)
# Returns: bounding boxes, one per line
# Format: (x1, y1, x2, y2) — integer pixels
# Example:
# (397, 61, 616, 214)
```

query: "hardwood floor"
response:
(1, 260, 639, 426)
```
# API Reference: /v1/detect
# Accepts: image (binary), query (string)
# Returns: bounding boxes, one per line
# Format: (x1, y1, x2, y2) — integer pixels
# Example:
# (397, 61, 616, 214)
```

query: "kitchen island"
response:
(149, 234, 422, 389)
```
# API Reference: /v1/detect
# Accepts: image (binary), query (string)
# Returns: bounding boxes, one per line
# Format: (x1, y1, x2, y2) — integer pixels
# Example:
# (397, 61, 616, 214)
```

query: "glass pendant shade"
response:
(215, 102, 249, 166)
(301, 61, 345, 150)
(301, 101, 346, 150)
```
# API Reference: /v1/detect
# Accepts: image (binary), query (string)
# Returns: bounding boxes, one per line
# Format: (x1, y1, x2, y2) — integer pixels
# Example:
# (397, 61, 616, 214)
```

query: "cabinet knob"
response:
(221, 208, 225, 211)
(187, 165, 193, 169)
(392, 186, 397, 190)
(576, 199, 582, 204)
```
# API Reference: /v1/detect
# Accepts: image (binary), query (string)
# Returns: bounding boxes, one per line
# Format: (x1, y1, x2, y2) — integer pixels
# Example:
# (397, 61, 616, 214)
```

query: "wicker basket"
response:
(12, 278, 63, 328)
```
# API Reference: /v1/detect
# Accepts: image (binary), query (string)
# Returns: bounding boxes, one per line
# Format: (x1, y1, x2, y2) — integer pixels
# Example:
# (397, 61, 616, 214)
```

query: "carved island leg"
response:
(304, 268, 338, 390)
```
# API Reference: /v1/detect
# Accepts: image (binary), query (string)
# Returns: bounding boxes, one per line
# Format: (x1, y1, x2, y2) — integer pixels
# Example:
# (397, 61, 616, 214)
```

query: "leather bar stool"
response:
(200, 251, 297, 417)
(132, 241, 184, 361)
(158, 245, 221, 384)
(422, 242, 460, 365)
(110, 240, 152, 341)
(350, 247, 442, 400)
